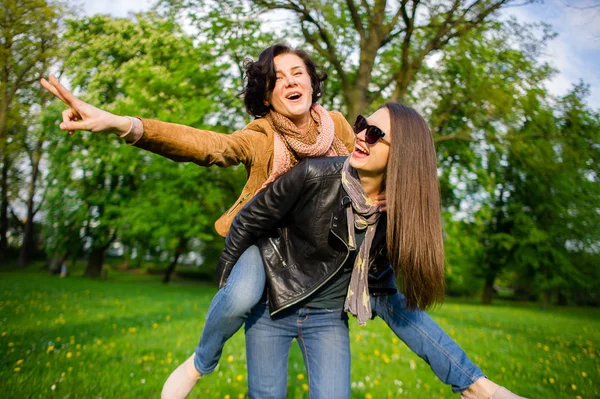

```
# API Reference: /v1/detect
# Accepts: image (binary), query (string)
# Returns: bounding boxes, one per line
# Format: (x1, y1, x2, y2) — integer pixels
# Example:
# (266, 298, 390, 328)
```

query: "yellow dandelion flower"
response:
(47, 345, 54, 353)
(543, 345, 549, 351)
(16, 359, 23, 366)
(167, 358, 172, 364)
(576, 396, 582, 399)
(76, 344, 81, 349)
(581, 371, 587, 377)
(506, 334, 511, 340)
(238, 394, 244, 399)
(224, 395, 230, 399)
(68, 367, 73, 372)
(227, 355, 234, 363)
(355, 334, 361, 341)
(153, 323, 159, 329)
(297, 373, 305, 380)
(56, 337, 61, 342)
(366, 394, 373, 399)
(374, 349, 380, 356)
(1, 332, 6, 336)
(236, 375, 243, 381)
(302, 384, 309, 391)
(165, 315, 171, 321)
(8, 342, 14, 347)
(382, 354, 390, 364)
(14, 367, 20, 372)
(66, 352, 72, 358)
(571, 384, 577, 390)
(128, 327, 136, 333)
(96, 340, 102, 346)
(549, 378, 555, 384)
(392, 337, 398, 344)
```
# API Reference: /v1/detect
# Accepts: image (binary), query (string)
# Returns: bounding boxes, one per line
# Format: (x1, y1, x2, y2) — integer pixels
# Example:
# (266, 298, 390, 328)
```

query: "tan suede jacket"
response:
(132, 111, 355, 237)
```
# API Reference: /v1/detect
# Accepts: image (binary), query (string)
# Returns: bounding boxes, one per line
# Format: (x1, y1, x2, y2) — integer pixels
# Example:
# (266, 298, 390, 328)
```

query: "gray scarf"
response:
(341, 158, 382, 326)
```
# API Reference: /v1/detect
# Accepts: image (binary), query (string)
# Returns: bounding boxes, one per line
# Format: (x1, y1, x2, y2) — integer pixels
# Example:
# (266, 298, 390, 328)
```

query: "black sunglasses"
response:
(353, 114, 389, 145)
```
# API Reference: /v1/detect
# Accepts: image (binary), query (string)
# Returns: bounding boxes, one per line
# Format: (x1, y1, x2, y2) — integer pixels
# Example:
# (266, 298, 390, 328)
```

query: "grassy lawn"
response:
(1, 268, 598, 398)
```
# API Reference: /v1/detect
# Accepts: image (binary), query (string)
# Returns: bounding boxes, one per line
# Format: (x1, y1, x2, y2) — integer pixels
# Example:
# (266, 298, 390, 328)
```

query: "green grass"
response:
(1, 269, 598, 398)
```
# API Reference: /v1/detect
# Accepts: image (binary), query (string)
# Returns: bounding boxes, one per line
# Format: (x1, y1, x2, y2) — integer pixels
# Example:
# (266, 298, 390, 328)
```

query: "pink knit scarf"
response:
(259, 104, 349, 191)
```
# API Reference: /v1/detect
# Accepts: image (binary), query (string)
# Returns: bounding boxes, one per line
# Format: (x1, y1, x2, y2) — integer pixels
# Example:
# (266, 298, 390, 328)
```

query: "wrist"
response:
(113, 115, 133, 135)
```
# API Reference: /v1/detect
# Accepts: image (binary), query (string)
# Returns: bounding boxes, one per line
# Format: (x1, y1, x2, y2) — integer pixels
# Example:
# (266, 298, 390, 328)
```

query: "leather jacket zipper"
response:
(227, 193, 250, 215)
(271, 229, 350, 316)
(269, 238, 287, 267)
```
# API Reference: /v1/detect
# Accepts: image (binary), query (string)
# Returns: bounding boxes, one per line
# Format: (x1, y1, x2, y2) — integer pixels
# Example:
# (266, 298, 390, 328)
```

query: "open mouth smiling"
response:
(286, 92, 302, 100)
(355, 143, 369, 155)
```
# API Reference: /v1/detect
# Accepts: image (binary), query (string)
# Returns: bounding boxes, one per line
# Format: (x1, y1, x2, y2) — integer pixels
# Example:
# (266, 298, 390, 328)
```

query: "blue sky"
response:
(79, 0, 600, 110)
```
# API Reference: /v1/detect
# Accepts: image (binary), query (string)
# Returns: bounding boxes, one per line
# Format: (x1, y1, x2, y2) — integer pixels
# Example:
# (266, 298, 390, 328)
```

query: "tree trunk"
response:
(85, 247, 107, 278)
(18, 139, 43, 267)
(481, 274, 496, 304)
(162, 238, 186, 284)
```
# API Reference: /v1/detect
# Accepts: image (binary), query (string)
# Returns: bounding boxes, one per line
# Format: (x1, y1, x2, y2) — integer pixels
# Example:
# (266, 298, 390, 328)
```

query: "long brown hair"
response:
(383, 102, 445, 310)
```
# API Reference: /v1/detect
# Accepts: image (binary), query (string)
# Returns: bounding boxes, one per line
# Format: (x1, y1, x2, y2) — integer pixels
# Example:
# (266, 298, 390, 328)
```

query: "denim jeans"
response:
(193, 245, 482, 393)
(194, 245, 265, 374)
(370, 291, 485, 393)
(245, 304, 351, 399)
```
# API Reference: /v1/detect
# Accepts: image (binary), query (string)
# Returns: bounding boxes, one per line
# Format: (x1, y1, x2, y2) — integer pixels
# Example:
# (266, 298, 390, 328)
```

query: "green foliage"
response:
(42, 13, 245, 273)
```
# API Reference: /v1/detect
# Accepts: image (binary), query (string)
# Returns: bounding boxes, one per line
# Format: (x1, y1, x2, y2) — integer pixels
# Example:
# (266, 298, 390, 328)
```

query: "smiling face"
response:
(268, 53, 314, 127)
(349, 107, 391, 178)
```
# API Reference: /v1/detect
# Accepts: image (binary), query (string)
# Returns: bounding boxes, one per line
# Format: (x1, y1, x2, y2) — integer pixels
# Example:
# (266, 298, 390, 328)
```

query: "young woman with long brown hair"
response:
(41, 45, 521, 399)
(218, 102, 524, 398)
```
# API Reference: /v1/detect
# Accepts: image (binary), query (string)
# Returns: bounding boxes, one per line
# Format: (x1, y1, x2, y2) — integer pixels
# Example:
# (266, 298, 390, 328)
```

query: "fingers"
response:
(48, 75, 80, 107)
(61, 109, 79, 135)
(40, 77, 69, 104)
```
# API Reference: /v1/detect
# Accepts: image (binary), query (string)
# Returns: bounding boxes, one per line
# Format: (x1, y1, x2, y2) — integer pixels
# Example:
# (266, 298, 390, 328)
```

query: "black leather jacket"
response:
(217, 157, 397, 315)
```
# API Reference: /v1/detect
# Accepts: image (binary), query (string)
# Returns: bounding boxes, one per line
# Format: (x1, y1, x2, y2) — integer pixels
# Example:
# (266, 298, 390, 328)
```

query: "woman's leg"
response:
(162, 246, 265, 399)
(371, 291, 527, 399)
(194, 245, 266, 374)
(370, 291, 483, 393)
(245, 304, 294, 399)
(297, 308, 351, 399)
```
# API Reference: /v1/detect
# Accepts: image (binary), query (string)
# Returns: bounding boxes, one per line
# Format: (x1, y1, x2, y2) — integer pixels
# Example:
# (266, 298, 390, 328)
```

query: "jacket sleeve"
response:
(130, 118, 268, 168)
(216, 160, 311, 287)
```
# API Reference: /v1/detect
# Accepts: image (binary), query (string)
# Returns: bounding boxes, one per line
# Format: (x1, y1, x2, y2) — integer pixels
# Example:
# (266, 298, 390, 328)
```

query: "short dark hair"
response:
(241, 43, 327, 118)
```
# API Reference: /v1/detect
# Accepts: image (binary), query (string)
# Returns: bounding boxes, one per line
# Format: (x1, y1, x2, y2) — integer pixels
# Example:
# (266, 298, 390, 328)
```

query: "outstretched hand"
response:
(40, 75, 131, 135)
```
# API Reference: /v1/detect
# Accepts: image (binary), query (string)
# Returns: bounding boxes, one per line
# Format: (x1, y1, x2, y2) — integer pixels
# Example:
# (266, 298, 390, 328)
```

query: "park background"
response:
(1, 0, 599, 397)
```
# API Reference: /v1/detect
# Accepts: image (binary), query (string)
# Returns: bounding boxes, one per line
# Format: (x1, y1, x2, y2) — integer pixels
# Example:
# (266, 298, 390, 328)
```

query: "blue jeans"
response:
(194, 245, 266, 374)
(193, 245, 482, 392)
(245, 304, 351, 399)
(371, 291, 484, 393)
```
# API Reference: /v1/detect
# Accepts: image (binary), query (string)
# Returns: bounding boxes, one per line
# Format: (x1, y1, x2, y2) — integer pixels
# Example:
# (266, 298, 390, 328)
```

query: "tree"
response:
(43, 12, 244, 277)
(0, 0, 62, 262)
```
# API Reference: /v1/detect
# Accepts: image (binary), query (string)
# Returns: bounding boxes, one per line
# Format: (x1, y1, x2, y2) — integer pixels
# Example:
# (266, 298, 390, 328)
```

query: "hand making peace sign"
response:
(40, 75, 132, 136)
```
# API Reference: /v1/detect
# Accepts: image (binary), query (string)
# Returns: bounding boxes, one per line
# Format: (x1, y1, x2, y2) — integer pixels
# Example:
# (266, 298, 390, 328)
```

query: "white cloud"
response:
(503, 0, 600, 109)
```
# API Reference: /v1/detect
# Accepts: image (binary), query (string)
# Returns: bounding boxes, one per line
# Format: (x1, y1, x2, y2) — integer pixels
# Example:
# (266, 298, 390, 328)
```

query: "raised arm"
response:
(40, 75, 266, 168)
(216, 160, 310, 286)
